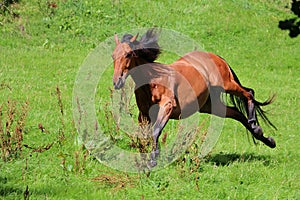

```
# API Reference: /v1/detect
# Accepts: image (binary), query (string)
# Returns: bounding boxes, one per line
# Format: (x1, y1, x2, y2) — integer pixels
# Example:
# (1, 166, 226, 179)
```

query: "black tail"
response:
(253, 96, 277, 130)
(228, 67, 277, 130)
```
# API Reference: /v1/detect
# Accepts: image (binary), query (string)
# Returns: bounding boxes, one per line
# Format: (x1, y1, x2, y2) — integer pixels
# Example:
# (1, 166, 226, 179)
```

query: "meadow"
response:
(1, 0, 300, 199)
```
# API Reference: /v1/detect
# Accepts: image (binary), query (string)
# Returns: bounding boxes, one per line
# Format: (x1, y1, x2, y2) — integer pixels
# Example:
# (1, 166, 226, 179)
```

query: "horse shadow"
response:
(206, 152, 271, 166)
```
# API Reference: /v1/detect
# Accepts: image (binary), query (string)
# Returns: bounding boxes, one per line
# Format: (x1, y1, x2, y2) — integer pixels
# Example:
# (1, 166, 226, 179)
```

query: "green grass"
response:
(1, 0, 300, 199)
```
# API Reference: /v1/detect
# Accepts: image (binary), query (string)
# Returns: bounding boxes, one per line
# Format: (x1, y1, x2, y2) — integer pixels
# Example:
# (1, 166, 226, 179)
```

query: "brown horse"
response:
(112, 28, 276, 167)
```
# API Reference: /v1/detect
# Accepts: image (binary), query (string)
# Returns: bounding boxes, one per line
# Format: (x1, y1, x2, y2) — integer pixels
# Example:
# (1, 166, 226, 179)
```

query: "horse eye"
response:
(126, 52, 133, 58)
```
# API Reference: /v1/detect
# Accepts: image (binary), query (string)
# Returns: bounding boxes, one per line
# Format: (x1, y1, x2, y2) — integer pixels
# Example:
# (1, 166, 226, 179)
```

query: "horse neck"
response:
(129, 57, 153, 102)
(129, 57, 154, 86)
(130, 56, 150, 69)
(129, 58, 173, 93)
(129, 56, 148, 75)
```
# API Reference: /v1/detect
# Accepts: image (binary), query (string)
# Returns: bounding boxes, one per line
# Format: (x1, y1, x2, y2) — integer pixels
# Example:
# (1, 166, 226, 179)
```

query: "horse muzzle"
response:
(113, 76, 126, 89)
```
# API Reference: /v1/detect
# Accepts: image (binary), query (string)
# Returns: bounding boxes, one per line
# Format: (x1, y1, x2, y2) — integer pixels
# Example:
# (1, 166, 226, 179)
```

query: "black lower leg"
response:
(214, 103, 276, 148)
(247, 89, 257, 127)
(244, 89, 276, 148)
(149, 130, 160, 167)
(200, 93, 276, 148)
(251, 125, 276, 148)
(231, 109, 276, 148)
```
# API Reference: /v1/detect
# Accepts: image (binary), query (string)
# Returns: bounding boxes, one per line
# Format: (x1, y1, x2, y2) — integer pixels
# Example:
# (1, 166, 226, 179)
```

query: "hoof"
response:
(147, 159, 157, 168)
(267, 137, 276, 148)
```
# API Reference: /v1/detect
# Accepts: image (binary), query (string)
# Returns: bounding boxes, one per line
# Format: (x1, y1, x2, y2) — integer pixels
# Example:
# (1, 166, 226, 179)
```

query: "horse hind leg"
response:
(244, 89, 276, 148)
(226, 106, 276, 149)
(223, 83, 255, 122)
(200, 94, 276, 148)
(222, 82, 276, 148)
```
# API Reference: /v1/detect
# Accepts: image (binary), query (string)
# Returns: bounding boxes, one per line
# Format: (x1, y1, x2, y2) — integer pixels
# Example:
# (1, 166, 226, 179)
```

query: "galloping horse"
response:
(112, 28, 276, 167)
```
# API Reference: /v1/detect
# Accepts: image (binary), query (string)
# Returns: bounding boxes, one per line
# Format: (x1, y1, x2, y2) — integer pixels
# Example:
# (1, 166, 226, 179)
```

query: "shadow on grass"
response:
(0, 177, 29, 199)
(0, 186, 23, 197)
(278, 0, 300, 38)
(207, 152, 271, 166)
(0, 176, 22, 197)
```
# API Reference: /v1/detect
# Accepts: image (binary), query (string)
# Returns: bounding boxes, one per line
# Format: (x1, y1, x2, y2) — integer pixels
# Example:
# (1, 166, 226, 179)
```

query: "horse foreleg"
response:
(148, 99, 173, 167)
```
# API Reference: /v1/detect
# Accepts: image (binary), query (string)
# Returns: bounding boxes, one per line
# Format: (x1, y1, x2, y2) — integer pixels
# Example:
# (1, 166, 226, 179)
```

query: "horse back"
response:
(173, 51, 234, 88)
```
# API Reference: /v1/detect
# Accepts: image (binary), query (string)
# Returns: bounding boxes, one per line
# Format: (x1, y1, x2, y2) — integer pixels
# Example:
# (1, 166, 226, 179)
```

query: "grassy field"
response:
(1, 0, 300, 199)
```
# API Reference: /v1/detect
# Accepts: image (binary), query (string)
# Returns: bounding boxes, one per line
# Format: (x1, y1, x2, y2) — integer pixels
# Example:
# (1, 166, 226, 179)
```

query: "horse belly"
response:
(170, 86, 209, 119)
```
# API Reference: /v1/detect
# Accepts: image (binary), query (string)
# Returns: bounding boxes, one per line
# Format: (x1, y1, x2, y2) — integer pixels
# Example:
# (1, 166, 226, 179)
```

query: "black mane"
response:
(121, 28, 161, 62)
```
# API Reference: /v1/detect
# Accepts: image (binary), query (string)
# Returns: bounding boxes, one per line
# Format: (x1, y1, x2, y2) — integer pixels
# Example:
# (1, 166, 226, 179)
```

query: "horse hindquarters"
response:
(222, 75, 276, 148)
(205, 54, 276, 148)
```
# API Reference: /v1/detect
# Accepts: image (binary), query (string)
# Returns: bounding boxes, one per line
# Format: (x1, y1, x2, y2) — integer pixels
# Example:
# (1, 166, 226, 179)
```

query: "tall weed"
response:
(0, 99, 29, 161)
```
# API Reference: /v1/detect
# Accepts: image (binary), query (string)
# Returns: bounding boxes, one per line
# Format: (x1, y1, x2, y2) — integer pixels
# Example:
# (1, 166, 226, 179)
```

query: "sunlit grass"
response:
(0, 0, 299, 199)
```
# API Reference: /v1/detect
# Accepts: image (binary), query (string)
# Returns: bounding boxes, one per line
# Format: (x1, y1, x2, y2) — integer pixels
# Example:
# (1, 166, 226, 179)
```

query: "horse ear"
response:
(114, 33, 120, 45)
(130, 33, 139, 43)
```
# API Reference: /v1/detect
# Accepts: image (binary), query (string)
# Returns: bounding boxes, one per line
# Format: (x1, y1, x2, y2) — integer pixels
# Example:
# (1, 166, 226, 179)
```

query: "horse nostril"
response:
(113, 77, 123, 89)
(114, 82, 118, 89)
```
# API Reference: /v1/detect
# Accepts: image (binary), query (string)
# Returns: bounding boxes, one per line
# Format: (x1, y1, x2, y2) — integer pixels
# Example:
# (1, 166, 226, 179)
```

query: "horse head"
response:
(112, 33, 139, 89)
(112, 28, 161, 89)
